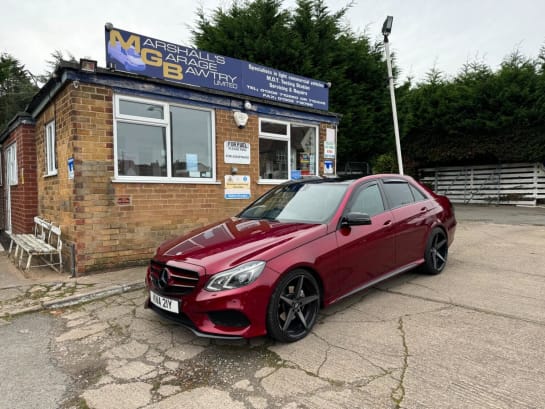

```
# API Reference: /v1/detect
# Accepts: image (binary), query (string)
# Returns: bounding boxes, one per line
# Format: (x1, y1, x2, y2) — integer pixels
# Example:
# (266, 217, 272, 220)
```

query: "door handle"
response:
(420, 207, 427, 213)
(383, 220, 392, 226)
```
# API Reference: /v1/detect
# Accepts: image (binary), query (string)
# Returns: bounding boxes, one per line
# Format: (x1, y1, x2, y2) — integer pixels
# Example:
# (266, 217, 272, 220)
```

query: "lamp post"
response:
(382, 15, 404, 175)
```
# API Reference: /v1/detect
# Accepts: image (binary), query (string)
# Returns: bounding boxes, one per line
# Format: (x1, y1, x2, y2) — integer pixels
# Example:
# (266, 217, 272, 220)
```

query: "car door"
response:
(334, 182, 396, 298)
(381, 179, 434, 268)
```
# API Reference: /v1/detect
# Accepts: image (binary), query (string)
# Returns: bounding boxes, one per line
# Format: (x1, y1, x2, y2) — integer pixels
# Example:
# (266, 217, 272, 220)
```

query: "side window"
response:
(409, 184, 427, 201)
(349, 183, 385, 217)
(383, 181, 415, 208)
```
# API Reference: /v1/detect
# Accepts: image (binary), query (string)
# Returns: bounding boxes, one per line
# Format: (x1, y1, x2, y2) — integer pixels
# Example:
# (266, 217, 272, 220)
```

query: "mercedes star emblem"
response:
(158, 268, 169, 289)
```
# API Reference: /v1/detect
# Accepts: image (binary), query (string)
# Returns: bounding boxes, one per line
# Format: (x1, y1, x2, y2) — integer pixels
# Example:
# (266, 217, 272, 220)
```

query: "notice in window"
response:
(186, 153, 199, 177)
(324, 141, 336, 159)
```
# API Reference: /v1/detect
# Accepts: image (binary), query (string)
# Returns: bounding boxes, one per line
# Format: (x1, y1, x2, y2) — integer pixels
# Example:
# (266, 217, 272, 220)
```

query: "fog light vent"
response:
(208, 310, 250, 328)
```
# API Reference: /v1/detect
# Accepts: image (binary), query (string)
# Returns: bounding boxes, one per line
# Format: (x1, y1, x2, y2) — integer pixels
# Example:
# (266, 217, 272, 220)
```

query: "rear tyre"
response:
(422, 228, 448, 275)
(266, 269, 320, 343)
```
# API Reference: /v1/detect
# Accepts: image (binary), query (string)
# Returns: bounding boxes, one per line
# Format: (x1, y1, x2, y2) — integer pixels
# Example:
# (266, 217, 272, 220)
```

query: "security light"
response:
(382, 16, 394, 37)
(79, 59, 97, 73)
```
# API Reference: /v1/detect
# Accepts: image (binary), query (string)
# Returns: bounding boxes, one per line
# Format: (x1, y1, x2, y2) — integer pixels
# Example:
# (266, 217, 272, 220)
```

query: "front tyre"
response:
(422, 228, 449, 275)
(267, 269, 320, 343)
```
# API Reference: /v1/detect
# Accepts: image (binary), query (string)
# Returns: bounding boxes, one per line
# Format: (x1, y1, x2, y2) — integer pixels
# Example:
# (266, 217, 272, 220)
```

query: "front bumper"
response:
(145, 262, 278, 339)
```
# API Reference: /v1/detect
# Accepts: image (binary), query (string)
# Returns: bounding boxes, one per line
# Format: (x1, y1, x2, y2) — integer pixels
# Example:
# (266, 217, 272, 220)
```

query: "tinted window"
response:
(383, 181, 415, 208)
(409, 184, 427, 201)
(349, 184, 385, 217)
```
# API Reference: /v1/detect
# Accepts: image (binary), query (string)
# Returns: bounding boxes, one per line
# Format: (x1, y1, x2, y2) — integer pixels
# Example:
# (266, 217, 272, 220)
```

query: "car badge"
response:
(158, 268, 169, 289)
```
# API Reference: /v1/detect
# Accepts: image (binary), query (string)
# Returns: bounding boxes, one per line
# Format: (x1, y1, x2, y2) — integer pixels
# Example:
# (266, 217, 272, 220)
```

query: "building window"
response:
(259, 119, 317, 182)
(6, 143, 18, 185)
(114, 95, 215, 182)
(45, 120, 57, 176)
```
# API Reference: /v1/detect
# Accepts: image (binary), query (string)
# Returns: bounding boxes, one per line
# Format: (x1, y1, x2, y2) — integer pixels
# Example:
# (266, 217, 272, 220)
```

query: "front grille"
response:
(150, 260, 200, 295)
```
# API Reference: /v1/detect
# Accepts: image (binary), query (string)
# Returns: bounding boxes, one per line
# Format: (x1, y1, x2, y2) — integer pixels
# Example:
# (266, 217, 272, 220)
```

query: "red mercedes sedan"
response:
(145, 175, 456, 342)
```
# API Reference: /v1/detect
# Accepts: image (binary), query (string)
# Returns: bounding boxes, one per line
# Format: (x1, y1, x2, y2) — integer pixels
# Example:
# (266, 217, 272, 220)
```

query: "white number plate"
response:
(150, 291, 179, 314)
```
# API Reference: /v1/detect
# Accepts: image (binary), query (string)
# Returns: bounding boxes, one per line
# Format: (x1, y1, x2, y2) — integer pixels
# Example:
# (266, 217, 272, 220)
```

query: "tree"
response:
(0, 53, 38, 130)
(37, 49, 78, 84)
(192, 0, 393, 164)
(401, 51, 545, 167)
(192, 0, 296, 69)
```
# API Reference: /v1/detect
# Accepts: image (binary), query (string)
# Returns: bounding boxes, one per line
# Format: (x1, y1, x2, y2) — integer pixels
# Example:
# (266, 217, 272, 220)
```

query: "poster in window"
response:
(324, 141, 336, 159)
(186, 153, 199, 177)
(299, 153, 310, 175)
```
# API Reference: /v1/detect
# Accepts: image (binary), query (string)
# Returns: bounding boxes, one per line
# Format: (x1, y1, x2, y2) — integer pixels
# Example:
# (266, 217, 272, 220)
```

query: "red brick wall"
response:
(2, 123, 38, 234)
(35, 82, 335, 274)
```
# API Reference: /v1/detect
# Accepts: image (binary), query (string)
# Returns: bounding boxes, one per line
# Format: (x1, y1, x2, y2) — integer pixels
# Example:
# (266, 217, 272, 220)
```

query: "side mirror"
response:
(341, 212, 372, 228)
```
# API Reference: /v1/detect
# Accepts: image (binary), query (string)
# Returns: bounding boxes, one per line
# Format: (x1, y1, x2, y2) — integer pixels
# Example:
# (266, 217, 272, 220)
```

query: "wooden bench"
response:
(9, 216, 63, 272)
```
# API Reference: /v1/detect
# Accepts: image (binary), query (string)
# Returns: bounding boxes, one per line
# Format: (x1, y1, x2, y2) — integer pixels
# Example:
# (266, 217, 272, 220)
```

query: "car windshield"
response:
(239, 182, 348, 223)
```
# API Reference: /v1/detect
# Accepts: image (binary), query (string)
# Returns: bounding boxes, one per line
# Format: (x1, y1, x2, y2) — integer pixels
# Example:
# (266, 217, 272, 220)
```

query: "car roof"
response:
(282, 174, 413, 187)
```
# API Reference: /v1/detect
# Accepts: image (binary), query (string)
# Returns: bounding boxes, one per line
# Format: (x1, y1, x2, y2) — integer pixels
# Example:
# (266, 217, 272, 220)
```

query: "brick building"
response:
(0, 113, 38, 235)
(0, 58, 339, 275)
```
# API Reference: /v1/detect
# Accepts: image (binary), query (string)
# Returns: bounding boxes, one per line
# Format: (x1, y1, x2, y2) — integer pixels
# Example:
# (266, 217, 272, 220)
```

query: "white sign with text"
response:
(224, 141, 251, 164)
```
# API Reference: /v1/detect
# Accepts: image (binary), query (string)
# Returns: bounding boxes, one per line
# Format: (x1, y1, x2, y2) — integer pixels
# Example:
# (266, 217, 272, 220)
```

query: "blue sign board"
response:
(105, 27, 329, 110)
(68, 157, 74, 180)
(290, 170, 302, 180)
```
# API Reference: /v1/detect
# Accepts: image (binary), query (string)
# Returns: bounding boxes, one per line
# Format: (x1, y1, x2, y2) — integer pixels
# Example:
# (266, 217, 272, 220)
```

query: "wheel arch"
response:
(270, 264, 325, 309)
(430, 222, 449, 241)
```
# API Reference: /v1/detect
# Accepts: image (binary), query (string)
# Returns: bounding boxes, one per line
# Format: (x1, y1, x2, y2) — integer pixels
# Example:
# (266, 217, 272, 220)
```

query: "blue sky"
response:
(2, 0, 545, 83)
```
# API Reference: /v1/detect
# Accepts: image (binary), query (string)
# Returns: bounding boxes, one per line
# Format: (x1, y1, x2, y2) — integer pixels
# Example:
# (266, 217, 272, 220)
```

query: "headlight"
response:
(205, 261, 266, 292)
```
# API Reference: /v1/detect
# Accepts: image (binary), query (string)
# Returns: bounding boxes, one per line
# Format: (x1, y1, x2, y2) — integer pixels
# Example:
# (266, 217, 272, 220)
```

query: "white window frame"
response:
(113, 94, 217, 184)
(258, 118, 319, 184)
(258, 118, 290, 184)
(6, 142, 18, 186)
(45, 120, 57, 176)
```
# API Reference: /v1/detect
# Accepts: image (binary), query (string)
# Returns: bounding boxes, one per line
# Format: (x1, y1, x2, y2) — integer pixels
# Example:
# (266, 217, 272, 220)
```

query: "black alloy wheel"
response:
(267, 269, 320, 343)
(422, 228, 449, 275)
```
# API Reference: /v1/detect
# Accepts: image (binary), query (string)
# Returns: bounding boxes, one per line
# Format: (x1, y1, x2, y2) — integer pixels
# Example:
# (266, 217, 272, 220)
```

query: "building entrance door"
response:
(4, 143, 17, 233)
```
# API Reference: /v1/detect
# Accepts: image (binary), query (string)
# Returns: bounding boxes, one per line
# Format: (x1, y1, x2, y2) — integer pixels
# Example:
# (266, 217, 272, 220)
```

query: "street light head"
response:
(382, 16, 394, 36)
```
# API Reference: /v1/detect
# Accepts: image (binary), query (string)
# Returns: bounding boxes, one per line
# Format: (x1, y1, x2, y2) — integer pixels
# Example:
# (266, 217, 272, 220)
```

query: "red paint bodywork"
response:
(145, 174, 456, 339)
